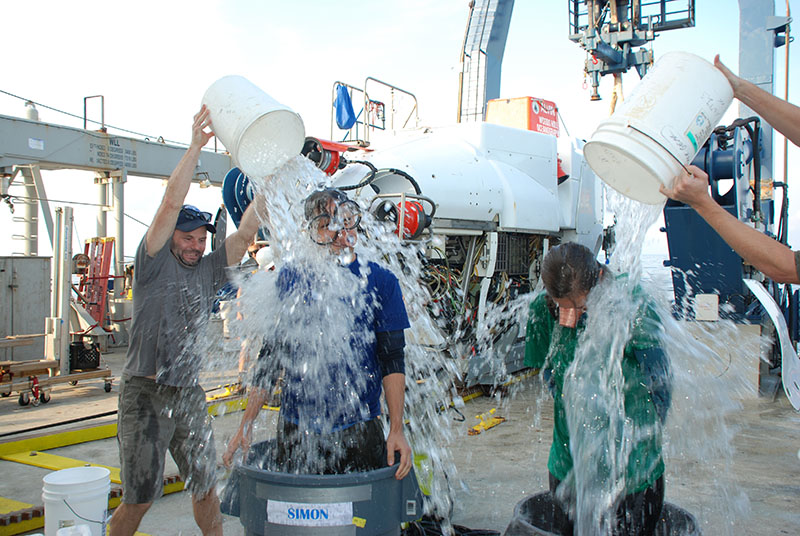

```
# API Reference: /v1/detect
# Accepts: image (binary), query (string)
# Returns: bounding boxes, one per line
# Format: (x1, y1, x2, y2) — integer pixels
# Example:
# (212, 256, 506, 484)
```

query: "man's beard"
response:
(172, 246, 202, 267)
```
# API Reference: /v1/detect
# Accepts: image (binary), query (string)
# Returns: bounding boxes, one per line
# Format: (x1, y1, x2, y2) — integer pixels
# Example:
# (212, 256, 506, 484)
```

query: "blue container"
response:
(236, 461, 423, 536)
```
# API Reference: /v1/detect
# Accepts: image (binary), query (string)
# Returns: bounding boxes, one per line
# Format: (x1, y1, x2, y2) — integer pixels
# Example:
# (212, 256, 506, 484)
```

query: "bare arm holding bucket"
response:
(223, 196, 266, 266)
(715, 55, 800, 148)
(660, 166, 799, 284)
(145, 106, 214, 256)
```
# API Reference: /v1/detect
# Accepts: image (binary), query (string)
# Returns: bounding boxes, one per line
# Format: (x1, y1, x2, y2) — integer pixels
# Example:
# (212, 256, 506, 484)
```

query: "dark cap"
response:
(176, 205, 216, 233)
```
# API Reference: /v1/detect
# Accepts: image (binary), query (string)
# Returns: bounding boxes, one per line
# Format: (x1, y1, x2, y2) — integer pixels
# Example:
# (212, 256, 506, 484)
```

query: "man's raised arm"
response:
(715, 55, 800, 148)
(145, 106, 215, 257)
(224, 195, 266, 266)
(660, 165, 799, 284)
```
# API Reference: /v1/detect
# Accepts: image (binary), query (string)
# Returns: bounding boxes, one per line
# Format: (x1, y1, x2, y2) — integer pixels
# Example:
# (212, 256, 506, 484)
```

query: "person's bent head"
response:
(303, 188, 361, 254)
(172, 205, 215, 267)
(255, 244, 277, 271)
(541, 242, 603, 328)
(247, 240, 268, 262)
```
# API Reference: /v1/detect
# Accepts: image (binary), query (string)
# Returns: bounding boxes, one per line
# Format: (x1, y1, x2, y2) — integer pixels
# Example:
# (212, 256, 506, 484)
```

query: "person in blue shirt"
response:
(223, 188, 412, 480)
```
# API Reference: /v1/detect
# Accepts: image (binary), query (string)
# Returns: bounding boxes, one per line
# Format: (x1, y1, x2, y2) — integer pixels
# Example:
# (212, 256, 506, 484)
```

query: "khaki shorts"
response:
(117, 375, 217, 504)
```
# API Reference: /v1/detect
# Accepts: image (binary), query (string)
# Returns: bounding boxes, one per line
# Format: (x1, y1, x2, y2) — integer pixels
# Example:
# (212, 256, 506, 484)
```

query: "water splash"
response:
(562, 189, 754, 534)
(203, 154, 461, 518)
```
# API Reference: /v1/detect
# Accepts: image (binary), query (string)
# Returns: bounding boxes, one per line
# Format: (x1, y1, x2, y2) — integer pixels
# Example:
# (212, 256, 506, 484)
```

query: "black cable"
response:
(338, 160, 378, 191)
(383, 168, 422, 195)
(712, 117, 763, 223)
(402, 517, 500, 536)
(450, 406, 466, 422)
(5, 193, 150, 227)
(339, 161, 423, 195)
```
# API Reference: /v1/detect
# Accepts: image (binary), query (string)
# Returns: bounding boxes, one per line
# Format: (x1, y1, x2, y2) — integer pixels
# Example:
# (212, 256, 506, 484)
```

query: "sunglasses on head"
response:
(181, 205, 212, 223)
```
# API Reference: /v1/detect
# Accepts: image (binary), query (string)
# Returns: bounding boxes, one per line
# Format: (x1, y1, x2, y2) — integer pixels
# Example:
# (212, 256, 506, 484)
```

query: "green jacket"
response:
(524, 284, 668, 494)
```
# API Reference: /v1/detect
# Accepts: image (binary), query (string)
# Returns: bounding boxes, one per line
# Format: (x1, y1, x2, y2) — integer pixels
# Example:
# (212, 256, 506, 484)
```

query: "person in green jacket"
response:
(525, 242, 671, 535)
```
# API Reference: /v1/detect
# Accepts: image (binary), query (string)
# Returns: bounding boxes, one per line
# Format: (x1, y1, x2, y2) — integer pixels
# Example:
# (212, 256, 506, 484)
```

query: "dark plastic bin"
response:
(69, 341, 100, 371)
(225, 441, 423, 535)
(503, 492, 702, 536)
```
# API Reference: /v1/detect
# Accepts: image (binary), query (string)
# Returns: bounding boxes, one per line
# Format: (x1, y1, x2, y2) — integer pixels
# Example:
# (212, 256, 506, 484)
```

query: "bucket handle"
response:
(62, 498, 106, 525)
(627, 124, 691, 175)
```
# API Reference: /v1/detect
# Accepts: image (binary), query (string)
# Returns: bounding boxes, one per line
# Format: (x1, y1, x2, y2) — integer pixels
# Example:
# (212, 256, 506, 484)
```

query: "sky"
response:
(1, 0, 799, 265)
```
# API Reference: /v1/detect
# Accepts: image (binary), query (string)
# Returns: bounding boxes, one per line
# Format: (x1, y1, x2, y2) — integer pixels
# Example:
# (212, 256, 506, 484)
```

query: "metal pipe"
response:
(364, 77, 419, 125)
(22, 170, 38, 256)
(781, 0, 791, 221)
(83, 95, 105, 132)
(57, 207, 73, 376)
(50, 208, 63, 320)
(96, 173, 107, 237)
(112, 170, 126, 277)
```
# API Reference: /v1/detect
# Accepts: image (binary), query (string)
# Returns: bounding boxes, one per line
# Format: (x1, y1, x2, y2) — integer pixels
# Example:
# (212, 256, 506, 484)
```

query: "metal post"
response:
(50, 208, 63, 321)
(57, 207, 73, 376)
(112, 169, 127, 277)
(45, 206, 72, 374)
(96, 173, 108, 237)
(738, 0, 776, 182)
(84, 95, 106, 132)
(29, 165, 54, 247)
(21, 170, 38, 256)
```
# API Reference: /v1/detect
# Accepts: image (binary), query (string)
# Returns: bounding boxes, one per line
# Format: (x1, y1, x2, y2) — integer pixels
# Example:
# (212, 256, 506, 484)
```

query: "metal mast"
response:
(457, 0, 515, 123)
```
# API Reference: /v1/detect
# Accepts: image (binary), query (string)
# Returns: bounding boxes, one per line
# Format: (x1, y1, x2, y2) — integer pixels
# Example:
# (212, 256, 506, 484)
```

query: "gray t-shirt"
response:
(122, 237, 228, 387)
(795, 250, 800, 283)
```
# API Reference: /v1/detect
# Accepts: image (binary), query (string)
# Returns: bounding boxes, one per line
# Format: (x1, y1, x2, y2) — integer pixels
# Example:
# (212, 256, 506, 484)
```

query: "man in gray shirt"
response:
(110, 105, 261, 536)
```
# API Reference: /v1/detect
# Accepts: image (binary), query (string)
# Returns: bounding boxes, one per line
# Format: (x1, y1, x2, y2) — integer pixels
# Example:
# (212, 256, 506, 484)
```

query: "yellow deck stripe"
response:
(206, 395, 279, 417)
(207, 396, 247, 417)
(0, 451, 121, 484)
(163, 480, 185, 495)
(0, 518, 42, 536)
(0, 498, 151, 536)
(0, 496, 38, 536)
(0, 373, 544, 536)
(0, 497, 32, 515)
(0, 423, 117, 457)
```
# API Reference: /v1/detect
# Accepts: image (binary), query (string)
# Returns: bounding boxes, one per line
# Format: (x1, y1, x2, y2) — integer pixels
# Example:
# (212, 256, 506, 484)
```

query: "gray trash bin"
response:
(503, 492, 702, 536)
(237, 461, 423, 535)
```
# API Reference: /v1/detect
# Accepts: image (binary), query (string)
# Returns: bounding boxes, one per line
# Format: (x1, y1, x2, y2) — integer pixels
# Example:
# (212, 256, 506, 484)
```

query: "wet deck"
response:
(1, 345, 799, 535)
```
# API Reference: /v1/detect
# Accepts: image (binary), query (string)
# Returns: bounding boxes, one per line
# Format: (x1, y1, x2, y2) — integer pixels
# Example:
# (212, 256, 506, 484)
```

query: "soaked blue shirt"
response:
(262, 257, 409, 433)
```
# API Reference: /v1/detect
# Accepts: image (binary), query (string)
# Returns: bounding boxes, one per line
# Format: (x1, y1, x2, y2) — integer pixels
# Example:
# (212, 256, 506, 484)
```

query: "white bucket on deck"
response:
(202, 75, 305, 178)
(584, 51, 733, 204)
(42, 467, 110, 536)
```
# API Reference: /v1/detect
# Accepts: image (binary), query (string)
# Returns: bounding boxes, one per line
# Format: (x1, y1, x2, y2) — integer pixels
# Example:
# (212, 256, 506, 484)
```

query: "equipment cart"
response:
(0, 337, 113, 406)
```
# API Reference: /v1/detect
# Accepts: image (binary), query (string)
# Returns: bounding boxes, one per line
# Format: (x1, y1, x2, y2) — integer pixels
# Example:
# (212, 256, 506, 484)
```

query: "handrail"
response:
(363, 77, 419, 143)
(83, 95, 105, 132)
(331, 78, 419, 144)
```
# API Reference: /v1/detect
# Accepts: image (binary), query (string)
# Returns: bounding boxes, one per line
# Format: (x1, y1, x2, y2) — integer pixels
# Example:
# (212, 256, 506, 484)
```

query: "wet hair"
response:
(541, 242, 602, 299)
(303, 188, 349, 221)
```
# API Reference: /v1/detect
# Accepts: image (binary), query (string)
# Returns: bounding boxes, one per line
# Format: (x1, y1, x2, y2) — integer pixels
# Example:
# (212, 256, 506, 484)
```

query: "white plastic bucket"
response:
(202, 75, 305, 178)
(42, 467, 110, 536)
(584, 51, 733, 204)
(56, 526, 92, 536)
